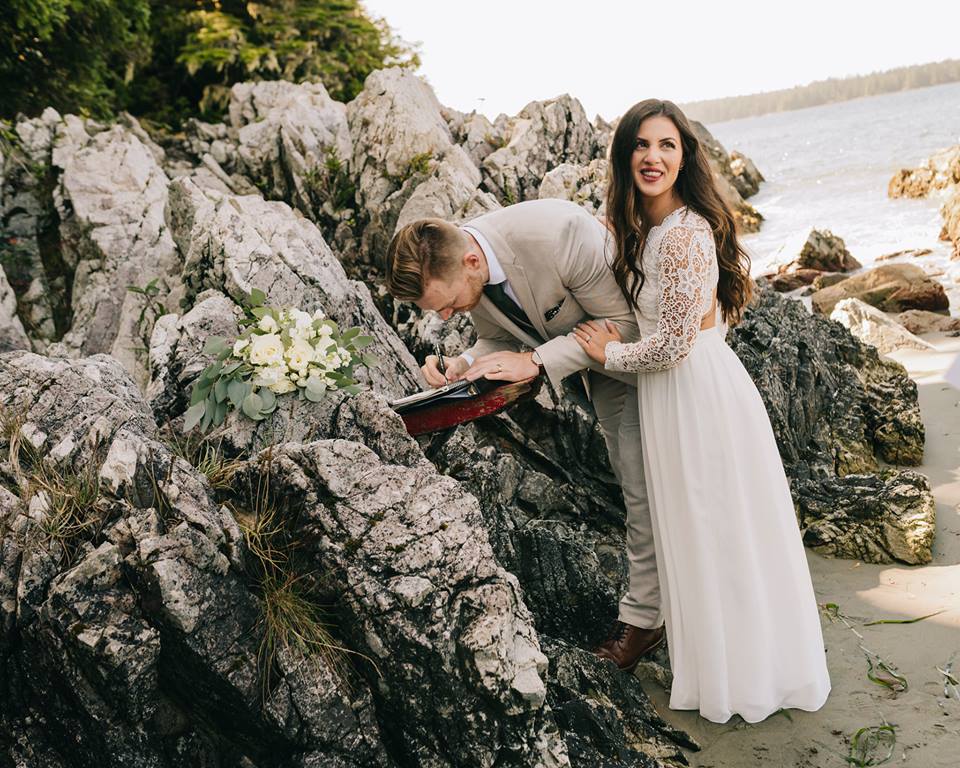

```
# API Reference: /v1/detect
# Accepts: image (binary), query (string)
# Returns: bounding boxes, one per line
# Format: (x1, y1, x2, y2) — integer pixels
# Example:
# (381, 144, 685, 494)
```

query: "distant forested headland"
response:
(682, 59, 960, 125)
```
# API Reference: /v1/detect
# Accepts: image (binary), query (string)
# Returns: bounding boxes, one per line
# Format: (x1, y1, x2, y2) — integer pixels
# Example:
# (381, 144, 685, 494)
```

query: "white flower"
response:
(340, 350, 352, 366)
(317, 324, 333, 337)
(312, 309, 326, 321)
(285, 339, 315, 372)
(269, 377, 296, 394)
(289, 308, 314, 331)
(233, 338, 249, 356)
(258, 314, 279, 333)
(248, 333, 284, 366)
(315, 334, 336, 352)
(252, 363, 285, 388)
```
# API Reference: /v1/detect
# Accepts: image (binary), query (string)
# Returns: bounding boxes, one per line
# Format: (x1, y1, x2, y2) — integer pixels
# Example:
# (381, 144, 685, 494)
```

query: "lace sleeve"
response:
(604, 224, 714, 372)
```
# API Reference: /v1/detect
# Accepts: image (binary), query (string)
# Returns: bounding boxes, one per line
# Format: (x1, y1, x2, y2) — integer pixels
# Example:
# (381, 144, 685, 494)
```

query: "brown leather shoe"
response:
(593, 621, 665, 672)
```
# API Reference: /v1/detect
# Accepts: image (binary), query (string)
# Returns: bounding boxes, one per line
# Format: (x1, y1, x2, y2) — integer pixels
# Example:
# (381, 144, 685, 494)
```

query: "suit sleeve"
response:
(534, 215, 640, 391)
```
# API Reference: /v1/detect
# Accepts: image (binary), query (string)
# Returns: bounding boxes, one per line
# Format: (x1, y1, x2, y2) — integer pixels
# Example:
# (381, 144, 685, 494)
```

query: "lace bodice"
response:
(604, 207, 720, 372)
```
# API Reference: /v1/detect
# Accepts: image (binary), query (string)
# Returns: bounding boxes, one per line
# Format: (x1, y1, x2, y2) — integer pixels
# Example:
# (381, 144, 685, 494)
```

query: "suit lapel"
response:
(500, 262, 548, 341)
(475, 294, 541, 348)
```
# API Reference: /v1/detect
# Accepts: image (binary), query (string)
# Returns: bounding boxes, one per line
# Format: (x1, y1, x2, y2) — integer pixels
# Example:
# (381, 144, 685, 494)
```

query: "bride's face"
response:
(631, 115, 683, 197)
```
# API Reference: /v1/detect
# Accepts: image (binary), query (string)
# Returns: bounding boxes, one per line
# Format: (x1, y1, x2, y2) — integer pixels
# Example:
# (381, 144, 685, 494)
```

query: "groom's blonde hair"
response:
(385, 219, 469, 301)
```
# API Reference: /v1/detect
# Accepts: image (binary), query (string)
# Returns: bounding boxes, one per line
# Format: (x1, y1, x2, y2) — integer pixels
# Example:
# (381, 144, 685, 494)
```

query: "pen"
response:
(434, 343, 446, 379)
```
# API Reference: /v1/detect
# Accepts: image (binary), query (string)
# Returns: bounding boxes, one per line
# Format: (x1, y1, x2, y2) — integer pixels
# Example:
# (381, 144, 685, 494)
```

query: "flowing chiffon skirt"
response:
(636, 326, 831, 723)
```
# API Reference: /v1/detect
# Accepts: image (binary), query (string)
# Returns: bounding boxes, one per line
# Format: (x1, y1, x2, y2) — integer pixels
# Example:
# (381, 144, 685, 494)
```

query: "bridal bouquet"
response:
(184, 289, 377, 433)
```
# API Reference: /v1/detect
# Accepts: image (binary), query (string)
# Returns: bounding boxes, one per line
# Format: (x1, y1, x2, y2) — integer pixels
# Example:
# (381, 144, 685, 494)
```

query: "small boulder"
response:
(894, 309, 960, 335)
(811, 263, 950, 316)
(830, 298, 935, 355)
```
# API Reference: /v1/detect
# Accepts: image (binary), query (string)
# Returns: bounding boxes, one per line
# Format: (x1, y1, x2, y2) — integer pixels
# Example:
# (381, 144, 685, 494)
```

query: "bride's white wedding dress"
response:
(603, 206, 831, 723)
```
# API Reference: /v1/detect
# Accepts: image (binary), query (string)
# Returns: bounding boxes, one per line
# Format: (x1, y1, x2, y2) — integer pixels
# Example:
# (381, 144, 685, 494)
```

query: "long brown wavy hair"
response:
(606, 99, 753, 324)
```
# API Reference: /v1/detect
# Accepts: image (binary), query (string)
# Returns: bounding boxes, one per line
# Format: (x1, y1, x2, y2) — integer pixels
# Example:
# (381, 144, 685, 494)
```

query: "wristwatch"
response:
(530, 349, 545, 374)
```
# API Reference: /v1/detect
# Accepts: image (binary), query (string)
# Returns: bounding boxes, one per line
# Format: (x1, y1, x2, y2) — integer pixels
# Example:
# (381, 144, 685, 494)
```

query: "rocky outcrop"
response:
(888, 145, 960, 198)
(763, 228, 862, 292)
(46, 113, 184, 388)
(795, 471, 935, 564)
(830, 298, 935, 355)
(228, 81, 353, 226)
(728, 289, 930, 563)
(0, 265, 28, 351)
(689, 121, 763, 233)
(941, 186, 960, 259)
(481, 95, 599, 206)
(347, 68, 498, 271)
(0, 109, 65, 349)
(810, 263, 950, 315)
(537, 159, 608, 219)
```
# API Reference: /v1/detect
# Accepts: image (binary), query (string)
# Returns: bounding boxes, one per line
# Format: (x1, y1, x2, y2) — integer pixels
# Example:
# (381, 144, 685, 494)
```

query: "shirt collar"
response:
(462, 225, 506, 286)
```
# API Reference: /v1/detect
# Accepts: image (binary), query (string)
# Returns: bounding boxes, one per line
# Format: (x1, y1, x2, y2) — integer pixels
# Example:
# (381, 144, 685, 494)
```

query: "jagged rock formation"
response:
(763, 227, 862, 292)
(887, 143, 960, 260)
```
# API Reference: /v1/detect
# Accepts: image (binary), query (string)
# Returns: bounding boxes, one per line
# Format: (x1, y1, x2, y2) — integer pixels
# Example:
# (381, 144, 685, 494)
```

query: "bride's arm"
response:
(603, 224, 714, 372)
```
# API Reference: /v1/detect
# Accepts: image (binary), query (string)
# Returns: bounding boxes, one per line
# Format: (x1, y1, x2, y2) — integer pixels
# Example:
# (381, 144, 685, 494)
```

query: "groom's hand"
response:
(464, 351, 540, 383)
(422, 354, 471, 388)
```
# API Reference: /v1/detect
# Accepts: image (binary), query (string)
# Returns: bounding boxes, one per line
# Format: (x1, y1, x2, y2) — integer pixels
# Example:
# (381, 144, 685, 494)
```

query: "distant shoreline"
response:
(681, 58, 960, 125)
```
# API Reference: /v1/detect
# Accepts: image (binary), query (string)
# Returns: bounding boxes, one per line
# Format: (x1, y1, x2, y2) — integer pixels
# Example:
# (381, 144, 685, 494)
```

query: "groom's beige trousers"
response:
(589, 371, 662, 630)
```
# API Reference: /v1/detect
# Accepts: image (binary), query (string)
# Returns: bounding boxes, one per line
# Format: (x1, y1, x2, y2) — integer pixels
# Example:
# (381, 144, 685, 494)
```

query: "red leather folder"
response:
(396, 375, 543, 436)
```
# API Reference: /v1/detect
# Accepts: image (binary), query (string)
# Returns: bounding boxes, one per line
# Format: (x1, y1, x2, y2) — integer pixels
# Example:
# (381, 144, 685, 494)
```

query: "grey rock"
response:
(481, 95, 599, 205)
(538, 159, 608, 220)
(50, 114, 185, 387)
(830, 298, 935, 355)
(796, 471, 935, 564)
(0, 265, 29, 351)
(228, 80, 353, 222)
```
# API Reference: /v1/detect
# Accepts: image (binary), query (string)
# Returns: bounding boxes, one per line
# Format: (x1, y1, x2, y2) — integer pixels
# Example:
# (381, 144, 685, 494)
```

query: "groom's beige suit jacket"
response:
(462, 198, 640, 398)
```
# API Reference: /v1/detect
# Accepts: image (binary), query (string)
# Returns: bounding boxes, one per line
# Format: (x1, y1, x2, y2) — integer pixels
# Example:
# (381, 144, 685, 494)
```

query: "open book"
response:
(389, 378, 495, 414)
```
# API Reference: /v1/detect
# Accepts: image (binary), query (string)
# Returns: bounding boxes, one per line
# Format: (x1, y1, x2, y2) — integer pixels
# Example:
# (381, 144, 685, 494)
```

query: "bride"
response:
(573, 98, 830, 724)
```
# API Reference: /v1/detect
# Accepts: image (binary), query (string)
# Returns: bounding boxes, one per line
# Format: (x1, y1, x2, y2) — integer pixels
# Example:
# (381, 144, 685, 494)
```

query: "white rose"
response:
(252, 363, 285, 388)
(233, 338, 249, 356)
(258, 314, 279, 333)
(317, 324, 333, 337)
(248, 333, 284, 366)
(285, 339, 315, 372)
(269, 377, 296, 394)
(290, 308, 313, 330)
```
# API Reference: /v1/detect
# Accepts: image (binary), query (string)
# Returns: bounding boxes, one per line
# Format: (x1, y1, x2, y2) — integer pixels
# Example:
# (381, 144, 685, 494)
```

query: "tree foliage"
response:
(0, 0, 419, 125)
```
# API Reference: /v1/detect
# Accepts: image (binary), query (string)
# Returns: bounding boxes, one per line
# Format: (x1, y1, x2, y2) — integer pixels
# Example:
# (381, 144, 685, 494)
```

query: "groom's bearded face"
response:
(416, 265, 485, 321)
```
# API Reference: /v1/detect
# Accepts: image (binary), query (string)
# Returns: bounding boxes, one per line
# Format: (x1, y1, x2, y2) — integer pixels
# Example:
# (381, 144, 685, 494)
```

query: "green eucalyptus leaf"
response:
(248, 288, 266, 307)
(342, 384, 363, 396)
(203, 337, 229, 356)
(214, 378, 229, 402)
(213, 398, 228, 426)
(360, 353, 379, 368)
(189, 382, 211, 406)
(200, 406, 213, 434)
(227, 379, 247, 407)
(340, 327, 361, 341)
(183, 401, 206, 432)
(351, 335, 375, 349)
(222, 361, 242, 375)
(242, 392, 264, 420)
(259, 388, 277, 412)
(303, 386, 325, 402)
(251, 307, 269, 319)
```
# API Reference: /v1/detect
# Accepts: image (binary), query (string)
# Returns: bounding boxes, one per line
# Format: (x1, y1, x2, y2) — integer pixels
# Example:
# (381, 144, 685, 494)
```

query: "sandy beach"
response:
(637, 331, 960, 768)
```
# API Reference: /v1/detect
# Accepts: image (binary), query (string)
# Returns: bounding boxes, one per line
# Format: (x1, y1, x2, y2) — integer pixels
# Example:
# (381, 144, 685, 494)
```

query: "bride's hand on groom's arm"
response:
(573, 319, 621, 364)
(463, 351, 540, 383)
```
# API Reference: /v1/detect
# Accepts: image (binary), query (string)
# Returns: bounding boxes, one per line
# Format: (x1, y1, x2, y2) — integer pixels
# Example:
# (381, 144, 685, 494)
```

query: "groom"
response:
(384, 198, 664, 670)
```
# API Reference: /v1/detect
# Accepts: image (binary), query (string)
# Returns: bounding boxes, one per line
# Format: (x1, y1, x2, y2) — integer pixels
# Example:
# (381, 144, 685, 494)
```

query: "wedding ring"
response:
(585, 334, 592, 341)
(497, 363, 503, 372)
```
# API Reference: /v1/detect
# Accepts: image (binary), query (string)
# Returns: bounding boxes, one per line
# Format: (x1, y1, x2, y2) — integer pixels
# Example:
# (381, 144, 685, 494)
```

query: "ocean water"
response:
(707, 81, 960, 315)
